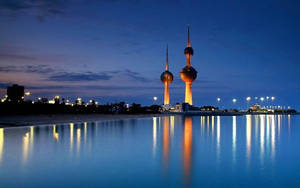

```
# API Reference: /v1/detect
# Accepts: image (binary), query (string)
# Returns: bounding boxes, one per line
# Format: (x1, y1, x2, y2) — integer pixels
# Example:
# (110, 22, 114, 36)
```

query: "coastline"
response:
(0, 114, 165, 128)
(0, 112, 298, 128)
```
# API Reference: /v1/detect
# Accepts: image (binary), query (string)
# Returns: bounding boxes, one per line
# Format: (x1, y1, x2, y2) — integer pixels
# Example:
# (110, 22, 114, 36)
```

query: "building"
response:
(180, 26, 197, 105)
(160, 45, 173, 105)
(7, 84, 24, 103)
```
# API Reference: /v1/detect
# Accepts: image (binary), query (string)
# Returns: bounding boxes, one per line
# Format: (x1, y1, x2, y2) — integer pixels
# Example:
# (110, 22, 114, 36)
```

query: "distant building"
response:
(250, 104, 261, 111)
(7, 84, 24, 103)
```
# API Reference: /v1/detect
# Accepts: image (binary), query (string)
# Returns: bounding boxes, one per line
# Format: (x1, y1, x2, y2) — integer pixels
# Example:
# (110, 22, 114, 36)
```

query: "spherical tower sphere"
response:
(184, 47, 194, 56)
(180, 66, 197, 83)
(161, 71, 174, 84)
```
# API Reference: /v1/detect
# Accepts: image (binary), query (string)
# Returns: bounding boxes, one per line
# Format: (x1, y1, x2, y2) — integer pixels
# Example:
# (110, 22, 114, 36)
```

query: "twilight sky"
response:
(0, 0, 299, 109)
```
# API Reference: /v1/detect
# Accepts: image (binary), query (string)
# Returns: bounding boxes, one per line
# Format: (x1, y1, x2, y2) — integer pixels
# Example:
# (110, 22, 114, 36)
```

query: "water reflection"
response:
(23, 126, 34, 165)
(153, 117, 157, 157)
(77, 128, 81, 154)
(246, 115, 251, 164)
(0, 114, 296, 187)
(260, 115, 265, 164)
(70, 123, 74, 152)
(232, 116, 236, 164)
(183, 117, 192, 185)
(217, 116, 221, 161)
(53, 125, 59, 141)
(0, 128, 3, 163)
(163, 117, 170, 170)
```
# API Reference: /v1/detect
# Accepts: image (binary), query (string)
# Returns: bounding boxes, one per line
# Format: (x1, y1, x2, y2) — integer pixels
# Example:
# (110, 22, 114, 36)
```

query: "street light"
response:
(217, 97, 221, 102)
(153, 96, 158, 101)
(232, 98, 237, 103)
(246, 96, 251, 109)
(260, 97, 264, 102)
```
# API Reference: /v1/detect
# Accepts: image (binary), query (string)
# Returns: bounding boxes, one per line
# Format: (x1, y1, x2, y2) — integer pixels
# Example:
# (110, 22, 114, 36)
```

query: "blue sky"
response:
(0, 0, 299, 109)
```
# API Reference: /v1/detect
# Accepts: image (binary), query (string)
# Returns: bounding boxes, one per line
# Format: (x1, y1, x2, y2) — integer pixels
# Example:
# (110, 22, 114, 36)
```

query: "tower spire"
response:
(187, 25, 191, 47)
(165, 45, 169, 71)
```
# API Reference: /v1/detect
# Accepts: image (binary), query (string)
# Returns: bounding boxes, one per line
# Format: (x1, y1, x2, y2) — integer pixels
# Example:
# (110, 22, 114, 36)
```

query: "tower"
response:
(180, 26, 197, 105)
(161, 46, 173, 105)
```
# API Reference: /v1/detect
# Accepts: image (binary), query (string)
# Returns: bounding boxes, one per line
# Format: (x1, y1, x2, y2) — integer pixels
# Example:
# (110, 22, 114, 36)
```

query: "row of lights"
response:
(217, 96, 276, 103)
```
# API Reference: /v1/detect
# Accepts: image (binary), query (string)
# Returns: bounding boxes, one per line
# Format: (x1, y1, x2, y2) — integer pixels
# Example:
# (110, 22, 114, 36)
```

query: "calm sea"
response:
(0, 115, 299, 187)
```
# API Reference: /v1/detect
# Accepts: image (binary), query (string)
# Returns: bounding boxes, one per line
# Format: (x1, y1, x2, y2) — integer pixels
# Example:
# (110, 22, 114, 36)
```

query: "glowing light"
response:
(217, 98, 221, 102)
(48, 100, 55, 104)
(25, 92, 31, 96)
(271, 96, 275, 101)
(55, 95, 60, 99)
(246, 97, 251, 101)
(232, 98, 237, 103)
(266, 96, 270, 100)
(260, 97, 265, 102)
(153, 96, 158, 101)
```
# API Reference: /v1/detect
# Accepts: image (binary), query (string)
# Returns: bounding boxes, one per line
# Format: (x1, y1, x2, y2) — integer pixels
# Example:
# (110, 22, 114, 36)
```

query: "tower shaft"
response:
(164, 82, 170, 105)
(185, 82, 193, 105)
(186, 54, 191, 67)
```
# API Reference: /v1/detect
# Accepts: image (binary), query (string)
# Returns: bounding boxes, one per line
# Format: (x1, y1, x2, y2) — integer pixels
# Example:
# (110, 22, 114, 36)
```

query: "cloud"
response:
(0, 65, 55, 74)
(0, 0, 68, 20)
(123, 69, 150, 82)
(48, 72, 113, 82)
(0, 52, 38, 61)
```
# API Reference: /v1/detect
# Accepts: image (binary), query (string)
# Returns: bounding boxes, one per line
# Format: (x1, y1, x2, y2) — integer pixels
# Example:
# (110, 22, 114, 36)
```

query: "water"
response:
(0, 115, 300, 187)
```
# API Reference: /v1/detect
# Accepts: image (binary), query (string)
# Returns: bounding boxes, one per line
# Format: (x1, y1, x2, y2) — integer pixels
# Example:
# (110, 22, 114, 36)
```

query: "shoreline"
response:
(0, 112, 298, 128)
(0, 114, 165, 128)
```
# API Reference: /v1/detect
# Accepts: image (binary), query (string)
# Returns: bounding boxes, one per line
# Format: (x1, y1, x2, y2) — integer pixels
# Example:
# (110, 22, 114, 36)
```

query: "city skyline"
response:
(0, 0, 299, 109)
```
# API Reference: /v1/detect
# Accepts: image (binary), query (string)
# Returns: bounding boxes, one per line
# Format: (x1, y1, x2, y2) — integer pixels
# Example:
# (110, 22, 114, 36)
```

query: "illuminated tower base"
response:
(164, 82, 170, 105)
(185, 82, 192, 105)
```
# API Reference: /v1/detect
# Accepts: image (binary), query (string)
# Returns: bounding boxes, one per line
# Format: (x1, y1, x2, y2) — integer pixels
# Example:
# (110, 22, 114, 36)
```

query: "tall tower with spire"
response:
(180, 26, 197, 105)
(161, 46, 173, 105)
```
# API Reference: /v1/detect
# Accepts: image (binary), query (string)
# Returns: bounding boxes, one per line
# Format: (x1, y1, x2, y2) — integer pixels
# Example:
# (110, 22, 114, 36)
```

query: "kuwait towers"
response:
(180, 26, 197, 105)
(161, 46, 173, 105)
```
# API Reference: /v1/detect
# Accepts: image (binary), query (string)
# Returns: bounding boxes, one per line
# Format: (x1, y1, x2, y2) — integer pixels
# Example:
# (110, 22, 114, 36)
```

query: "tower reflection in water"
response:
(183, 117, 192, 185)
(163, 116, 170, 170)
(152, 114, 289, 184)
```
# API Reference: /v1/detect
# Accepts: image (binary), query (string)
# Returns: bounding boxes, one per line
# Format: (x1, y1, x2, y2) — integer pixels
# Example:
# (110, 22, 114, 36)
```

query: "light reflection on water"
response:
(0, 115, 300, 187)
